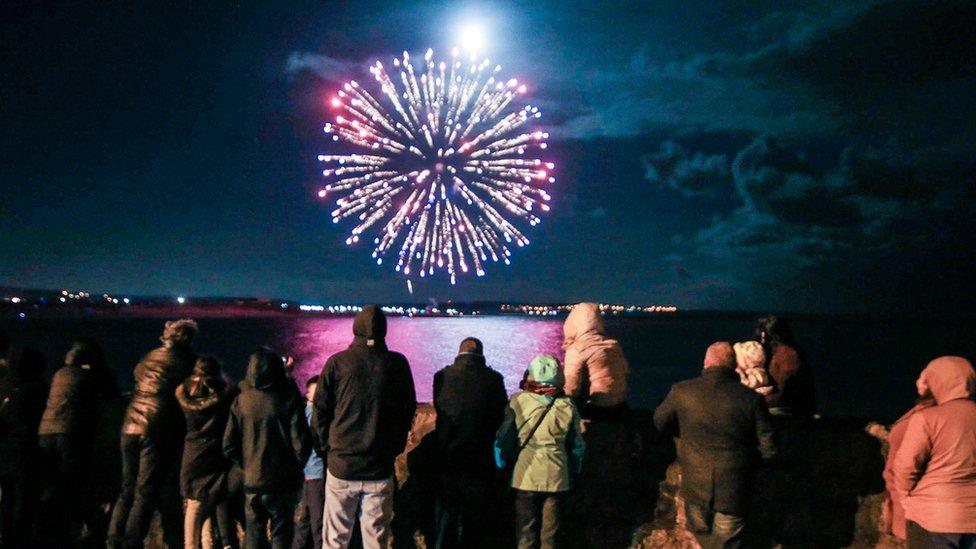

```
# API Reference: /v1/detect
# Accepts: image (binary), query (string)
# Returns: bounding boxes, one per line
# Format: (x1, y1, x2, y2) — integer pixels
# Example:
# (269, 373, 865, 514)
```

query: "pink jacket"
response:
(891, 356, 976, 534)
(562, 303, 629, 408)
(882, 399, 934, 539)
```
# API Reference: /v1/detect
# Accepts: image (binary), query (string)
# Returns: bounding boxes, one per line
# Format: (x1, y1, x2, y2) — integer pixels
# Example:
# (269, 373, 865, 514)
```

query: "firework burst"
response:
(318, 48, 555, 285)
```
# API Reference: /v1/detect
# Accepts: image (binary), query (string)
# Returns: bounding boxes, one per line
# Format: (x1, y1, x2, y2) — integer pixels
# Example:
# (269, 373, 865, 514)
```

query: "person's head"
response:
(458, 337, 484, 356)
(187, 355, 225, 398)
(916, 356, 975, 405)
(246, 347, 286, 389)
(733, 340, 765, 371)
(755, 315, 795, 347)
(525, 354, 565, 388)
(353, 305, 387, 346)
(704, 341, 736, 370)
(160, 319, 198, 348)
(65, 338, 107, 371)
(563, 302, 604, 347)
(305, 377, 318, 402)
(6, 346, 45, 383)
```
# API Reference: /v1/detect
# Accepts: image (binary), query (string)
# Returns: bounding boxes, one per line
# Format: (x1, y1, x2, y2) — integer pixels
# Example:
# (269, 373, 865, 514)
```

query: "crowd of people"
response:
(0, 303, 974, 549)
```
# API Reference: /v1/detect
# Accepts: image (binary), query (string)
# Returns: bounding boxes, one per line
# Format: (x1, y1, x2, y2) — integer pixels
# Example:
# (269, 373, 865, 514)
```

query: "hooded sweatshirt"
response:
(562, 303, 629, 409)
(892, 356, 976, 534)
(312, 305, 417, 481)
(223, 352, 312, 493)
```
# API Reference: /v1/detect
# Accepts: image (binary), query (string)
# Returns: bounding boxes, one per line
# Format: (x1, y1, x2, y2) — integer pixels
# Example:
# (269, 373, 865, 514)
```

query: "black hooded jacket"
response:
(223, 352, 312, 493)
(39, 350, 120, 437)
(313, 305, 417, 481)
(433, 352, 508, 478)
(177, 377, 237, 501)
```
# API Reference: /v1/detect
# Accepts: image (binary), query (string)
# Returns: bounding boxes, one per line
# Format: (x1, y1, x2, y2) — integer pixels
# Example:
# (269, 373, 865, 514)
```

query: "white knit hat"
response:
(733, 340, 765, 371)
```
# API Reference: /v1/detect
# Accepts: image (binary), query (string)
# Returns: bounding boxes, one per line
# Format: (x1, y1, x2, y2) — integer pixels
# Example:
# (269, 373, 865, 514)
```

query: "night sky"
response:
(3, 0, 975, 314)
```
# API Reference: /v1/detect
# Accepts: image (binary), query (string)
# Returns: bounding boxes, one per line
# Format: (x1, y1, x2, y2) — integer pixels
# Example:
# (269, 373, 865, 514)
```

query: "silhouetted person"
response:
(313, 305, 416, 549)
(562, 303, 629, 418)
(891, 356, 976, 547)
(178, 356, 239, 549)
(755, 315, 815, 417)
(37, 338, 121, 547)
(432, 337, 507, 549)
(653, 342, 776, 549)
(108, 319, 198, 549)
(495, 354, 585, 549)
(224, 348, 312, 549)
(0, 347, 47, 548)
(293, 377, 325, 549)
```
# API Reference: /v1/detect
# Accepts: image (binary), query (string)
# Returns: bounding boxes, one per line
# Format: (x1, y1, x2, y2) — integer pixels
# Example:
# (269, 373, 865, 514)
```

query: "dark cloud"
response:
(284, 52, 360, 82)
(642, 140, 730, 197)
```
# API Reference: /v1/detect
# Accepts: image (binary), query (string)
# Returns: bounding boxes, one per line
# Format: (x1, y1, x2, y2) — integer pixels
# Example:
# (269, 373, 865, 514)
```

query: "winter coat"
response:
(0, 350, 48, 477)
(891, 356, 976, 534)
(653, 366, 776, 515)
(38, 362, 120, 436)
(495, 392, 585, 493)
(222, 358, 312, 494)
(562, 303, 629, 409)
(433, 352, 508, 479)
(763, 343, 816, 415)
(312, 306, 417, 481)
(177, 379, 236, 502)
(122, 343, 196, 437)
(882, 399, 935, 539)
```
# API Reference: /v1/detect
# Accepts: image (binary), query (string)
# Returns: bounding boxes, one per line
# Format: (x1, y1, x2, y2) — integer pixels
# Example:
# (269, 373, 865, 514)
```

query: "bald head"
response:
(704, 341, 735, 369)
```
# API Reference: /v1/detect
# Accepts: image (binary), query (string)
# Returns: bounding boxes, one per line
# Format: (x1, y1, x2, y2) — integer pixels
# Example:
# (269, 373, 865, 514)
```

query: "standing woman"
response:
(37, 338, 121, 547)
(495, 355, 585, 549)
(177, 356, 239, 549)
(754, 315, 815, 417)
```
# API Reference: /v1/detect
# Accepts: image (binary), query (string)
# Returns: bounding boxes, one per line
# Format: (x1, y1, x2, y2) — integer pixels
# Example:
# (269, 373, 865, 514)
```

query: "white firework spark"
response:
(317, 48, 555, 285)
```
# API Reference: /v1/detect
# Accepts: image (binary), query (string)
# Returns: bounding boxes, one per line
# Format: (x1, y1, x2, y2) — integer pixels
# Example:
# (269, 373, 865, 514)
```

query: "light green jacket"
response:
(495, 391, 585, 492)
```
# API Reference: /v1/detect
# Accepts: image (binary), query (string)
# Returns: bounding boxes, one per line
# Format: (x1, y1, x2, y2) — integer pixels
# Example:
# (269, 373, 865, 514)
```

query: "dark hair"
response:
(305, 376, 319, 389)
(186, 355, 226, 398)
(247, 347, 286, 389)
(65, 338, 107, 371)
(755, 315, 796, 348)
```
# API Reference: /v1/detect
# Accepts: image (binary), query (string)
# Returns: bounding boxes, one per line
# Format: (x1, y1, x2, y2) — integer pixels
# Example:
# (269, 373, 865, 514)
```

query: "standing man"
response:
(223, 348, 312, 549)
(653, 342, 776, 549)
(313, 305, 416, 549)
(108, 319, 198, 549)
(293, 377, 326, 549)
(432, 337, 508, 549)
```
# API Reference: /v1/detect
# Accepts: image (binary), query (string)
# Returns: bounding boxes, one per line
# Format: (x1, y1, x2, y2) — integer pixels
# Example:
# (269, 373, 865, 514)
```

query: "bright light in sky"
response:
(457, 23, 486, 54)
(177, 296, 186, 304)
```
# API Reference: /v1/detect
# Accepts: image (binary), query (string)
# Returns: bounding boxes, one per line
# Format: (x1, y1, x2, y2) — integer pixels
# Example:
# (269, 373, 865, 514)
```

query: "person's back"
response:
(314, 305, 416, 548)
(39, 339, 120, 438)
(892, 356, 976, 542)
(434, 337, 507, 478)
(654, 342, 775, 548)
(562, 303, 629, 413)
(224, 348, 311, 549)
(122, 342, 196, 436)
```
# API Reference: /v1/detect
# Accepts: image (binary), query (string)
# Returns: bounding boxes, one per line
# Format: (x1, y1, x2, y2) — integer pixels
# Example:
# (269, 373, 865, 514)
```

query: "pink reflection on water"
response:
(285, 317, 565, 401)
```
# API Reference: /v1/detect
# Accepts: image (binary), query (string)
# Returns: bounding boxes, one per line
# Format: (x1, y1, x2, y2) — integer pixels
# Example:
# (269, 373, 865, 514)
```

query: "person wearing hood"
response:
(36, 338, 121, 547)
(0, 347, 47, 548)
(732, 341, 773, 395)
(882, 393, 936, 541)
(108, 319, 198, 549)
(653, 342, 776, 549)
(891, 356, 976, 547)
(432, 337, 508, 549)
(561, 303, 630, 418)
(313, 305, 416, 549)
(178, 356, 239, 549)
(495, 354, 585, 549)
(223, 348, 312, 549)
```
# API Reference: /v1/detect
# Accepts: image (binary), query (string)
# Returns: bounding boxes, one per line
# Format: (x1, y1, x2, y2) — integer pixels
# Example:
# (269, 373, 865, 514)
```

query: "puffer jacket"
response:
(892, 356, 976, 534)
(223, 355, 311, 493)
(313, 305, 416, 481)
(39, 361, 120, 436)
(495, 392, 585, 493)
(562, 303, 629, 408)
(122, 343, 196, 436)
(177, 379, 236, 501)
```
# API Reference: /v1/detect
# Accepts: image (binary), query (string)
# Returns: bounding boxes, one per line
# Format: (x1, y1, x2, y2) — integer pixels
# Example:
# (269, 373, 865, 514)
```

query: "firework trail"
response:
(318, 48, 555, 286)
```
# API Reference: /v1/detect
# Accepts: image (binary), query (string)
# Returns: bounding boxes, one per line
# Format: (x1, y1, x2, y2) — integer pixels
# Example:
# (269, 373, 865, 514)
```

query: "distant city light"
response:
(177, 296, 186, 304)
(10, 297, 21, 304)
(123, 298, 130, 304)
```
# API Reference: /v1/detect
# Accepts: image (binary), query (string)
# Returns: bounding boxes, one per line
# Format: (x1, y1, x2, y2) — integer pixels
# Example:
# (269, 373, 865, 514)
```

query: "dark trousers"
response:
(685, 501, 746, 549)
(434, 476, 492, 549)
(0, 474, 34, 548)
(907, 520, 976, 549)
(37, 433, 104, 547)
(107, 433, 183, 549)
(292, 479, 325, 549)
(244, 491, 298, 549)
(515, 490, 563, 549)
